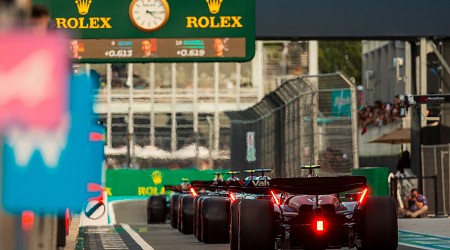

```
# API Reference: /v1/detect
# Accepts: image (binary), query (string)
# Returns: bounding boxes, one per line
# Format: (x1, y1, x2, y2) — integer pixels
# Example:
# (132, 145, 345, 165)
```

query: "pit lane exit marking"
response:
(399, 230, 450, 250)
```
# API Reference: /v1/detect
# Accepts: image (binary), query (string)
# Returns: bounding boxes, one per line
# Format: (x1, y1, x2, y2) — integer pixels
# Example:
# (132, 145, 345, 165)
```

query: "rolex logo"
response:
(152, 171, 163, 185)
(75, 0, 92, 15)
(206, 0, 223, 14)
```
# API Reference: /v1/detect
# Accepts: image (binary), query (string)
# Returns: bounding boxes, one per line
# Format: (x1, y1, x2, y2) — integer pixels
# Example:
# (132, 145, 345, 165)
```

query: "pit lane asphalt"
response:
(107, 199, 421, 250)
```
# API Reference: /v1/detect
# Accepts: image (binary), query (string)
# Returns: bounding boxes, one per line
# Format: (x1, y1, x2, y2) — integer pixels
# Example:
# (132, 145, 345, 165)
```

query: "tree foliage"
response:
(318, 41, 362, 84)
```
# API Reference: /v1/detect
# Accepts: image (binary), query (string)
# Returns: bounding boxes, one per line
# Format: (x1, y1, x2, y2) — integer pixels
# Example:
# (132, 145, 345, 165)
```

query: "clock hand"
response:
(146, 10, 155, 17)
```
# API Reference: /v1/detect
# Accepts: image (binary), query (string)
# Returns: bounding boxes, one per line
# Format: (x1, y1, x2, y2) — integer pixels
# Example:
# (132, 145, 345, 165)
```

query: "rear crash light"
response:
(359, 188, 368, 204)
(316, 220, 324, 231)
(313, 218, 326, 233)
(270, 190, 280, 205)
(190, 187, 198, 197)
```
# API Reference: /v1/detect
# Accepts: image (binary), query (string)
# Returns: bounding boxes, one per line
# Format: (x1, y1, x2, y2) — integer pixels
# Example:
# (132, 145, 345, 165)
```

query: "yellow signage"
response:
(137, 186, 166, 196)
(186, 16, 242, 28)
(75, 0, 92, 15)
(105, 187, 112, 196)
(54, 0, 112, 29)
(55, 17, 111, 29)
(206, 0, 222, 14)
(186, 0, 242, 29)
(152, 171, 163, 185)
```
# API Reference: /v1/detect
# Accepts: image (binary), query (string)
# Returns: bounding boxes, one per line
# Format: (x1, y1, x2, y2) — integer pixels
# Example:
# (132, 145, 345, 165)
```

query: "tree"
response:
(318, 41, 362, 84)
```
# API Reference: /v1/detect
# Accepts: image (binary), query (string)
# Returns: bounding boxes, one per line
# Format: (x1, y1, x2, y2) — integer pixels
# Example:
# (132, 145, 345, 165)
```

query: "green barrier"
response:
(352, 167, 389, 196)
(105, 169, 229, 197)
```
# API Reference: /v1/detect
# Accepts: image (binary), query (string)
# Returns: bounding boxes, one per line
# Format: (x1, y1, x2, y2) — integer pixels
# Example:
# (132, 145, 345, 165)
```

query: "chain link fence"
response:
(226, 73, 358, 178)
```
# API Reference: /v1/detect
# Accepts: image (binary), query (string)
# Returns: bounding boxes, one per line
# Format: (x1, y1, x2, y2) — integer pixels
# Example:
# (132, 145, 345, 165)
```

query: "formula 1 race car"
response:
(146, 178, 190, 225)
(230, 166, 398, 250)
(164, 173, 233, 240)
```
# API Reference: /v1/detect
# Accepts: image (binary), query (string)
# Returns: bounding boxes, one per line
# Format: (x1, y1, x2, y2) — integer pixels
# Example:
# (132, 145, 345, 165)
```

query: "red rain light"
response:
(190, 187, 198, 197)
(22, 210, 34, 231)
(230, 192, 236, 202)
(359, 188, 368, 204)
(270, 190, 280, 205)
(313, 218, 326, 233)
(316, 220, 324, 231)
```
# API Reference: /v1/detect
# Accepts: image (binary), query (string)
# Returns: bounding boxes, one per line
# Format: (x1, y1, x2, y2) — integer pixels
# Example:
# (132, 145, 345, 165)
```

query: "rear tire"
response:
(147, 195, 166, 224)
(359, 196, 398, 250)
(177, 194, 186, 232)
(193, 196, 203, 240)
(179, 195, 195, 234)
(201, 197, 230, 244)
(195, 196, 208, 242)
(169, 193, 180, 228)
(238, 199, 274, 250)
(229, 200, 240, 250)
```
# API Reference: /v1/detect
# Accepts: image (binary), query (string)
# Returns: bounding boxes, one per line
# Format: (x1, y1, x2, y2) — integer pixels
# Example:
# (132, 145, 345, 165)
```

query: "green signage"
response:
(44, 0, 255, 62)
(105, 169, 230, 197)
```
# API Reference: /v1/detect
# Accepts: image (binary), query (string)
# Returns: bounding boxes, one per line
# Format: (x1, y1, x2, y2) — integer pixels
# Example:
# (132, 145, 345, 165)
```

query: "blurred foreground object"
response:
(0, 32, 104, 214)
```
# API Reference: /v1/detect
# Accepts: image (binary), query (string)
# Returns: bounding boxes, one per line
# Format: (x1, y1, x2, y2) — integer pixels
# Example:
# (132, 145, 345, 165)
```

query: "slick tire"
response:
(360, 196, 398, 250)
(177, 194, 185, 232)
(193, 196, 205, 241)
(179, 195, 195, 234)
(238, 199, 274, 250)
(201, 197, 230, 244)
(195, 196, 208, 242)
(169, 193, 180, 229)
(229, 200, 240, 250)
(147, 195, 166, 224)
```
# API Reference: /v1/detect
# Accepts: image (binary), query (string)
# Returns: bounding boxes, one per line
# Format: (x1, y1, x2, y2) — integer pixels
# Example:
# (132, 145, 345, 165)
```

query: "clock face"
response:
(129, 0, 170, 32)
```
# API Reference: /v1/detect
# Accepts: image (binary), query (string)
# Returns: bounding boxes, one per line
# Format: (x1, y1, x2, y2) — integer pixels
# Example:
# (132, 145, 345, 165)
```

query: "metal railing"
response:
(421, 144, 450, 215)
(96, 87, 259, 105)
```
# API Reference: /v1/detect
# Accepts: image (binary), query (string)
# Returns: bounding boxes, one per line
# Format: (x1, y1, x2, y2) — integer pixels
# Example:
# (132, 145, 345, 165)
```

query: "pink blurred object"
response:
(0, 32, 69, 130)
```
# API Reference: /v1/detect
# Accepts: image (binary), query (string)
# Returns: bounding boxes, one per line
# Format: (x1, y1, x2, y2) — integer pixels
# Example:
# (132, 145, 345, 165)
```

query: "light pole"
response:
(194, 131, 200, 169)
(206, 116, 213, 169)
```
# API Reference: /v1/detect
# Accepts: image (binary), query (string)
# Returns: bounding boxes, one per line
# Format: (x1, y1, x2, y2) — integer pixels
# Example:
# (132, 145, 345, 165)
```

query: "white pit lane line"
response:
(121, 223, 155, 250)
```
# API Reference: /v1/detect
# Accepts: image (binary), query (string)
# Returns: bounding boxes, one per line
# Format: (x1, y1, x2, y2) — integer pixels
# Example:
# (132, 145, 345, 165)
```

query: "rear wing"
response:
(164, 185, 184, 193)
(190, 180, 229, 191)
(228, 178, 271, 195)
(270, 176, 367, 195)
(229, 176, 367, 195)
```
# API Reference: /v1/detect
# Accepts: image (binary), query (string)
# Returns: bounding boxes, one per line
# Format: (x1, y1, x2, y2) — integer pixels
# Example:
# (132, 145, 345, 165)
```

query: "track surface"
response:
(78, 199, 425, 249)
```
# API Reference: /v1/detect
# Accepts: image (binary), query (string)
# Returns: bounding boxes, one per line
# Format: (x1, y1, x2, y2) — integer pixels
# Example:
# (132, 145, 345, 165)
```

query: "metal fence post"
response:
(434, 175, 438, 217)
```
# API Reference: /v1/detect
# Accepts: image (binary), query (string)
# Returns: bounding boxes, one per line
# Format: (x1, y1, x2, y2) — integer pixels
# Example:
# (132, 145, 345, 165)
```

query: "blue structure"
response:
(2, 73, 105, 214)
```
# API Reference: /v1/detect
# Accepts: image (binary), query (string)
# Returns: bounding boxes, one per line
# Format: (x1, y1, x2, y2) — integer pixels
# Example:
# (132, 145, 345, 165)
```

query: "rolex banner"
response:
(105, 169, 229, 197)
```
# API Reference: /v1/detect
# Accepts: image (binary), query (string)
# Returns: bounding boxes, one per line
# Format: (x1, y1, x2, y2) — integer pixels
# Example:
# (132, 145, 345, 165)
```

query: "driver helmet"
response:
(180, 178, 189, 191)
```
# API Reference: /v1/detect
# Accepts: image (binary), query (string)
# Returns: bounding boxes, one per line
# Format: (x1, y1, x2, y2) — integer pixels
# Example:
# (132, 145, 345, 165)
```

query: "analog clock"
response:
(129, 0, 170, 32)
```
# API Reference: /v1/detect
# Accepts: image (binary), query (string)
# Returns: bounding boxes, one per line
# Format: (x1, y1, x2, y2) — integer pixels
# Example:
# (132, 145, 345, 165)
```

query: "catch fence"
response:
(226, 73, 358, 178)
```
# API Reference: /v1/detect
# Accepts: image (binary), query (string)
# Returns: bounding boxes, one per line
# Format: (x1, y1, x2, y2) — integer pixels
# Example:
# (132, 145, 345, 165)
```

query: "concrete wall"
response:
(358, 121, 403, 172)
(358, 121, 403, 157)
(362, 41, 406, 105)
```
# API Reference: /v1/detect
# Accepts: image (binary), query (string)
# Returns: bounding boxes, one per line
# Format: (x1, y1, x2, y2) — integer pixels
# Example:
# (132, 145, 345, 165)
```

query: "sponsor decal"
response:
(244, 179, 270, 187)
